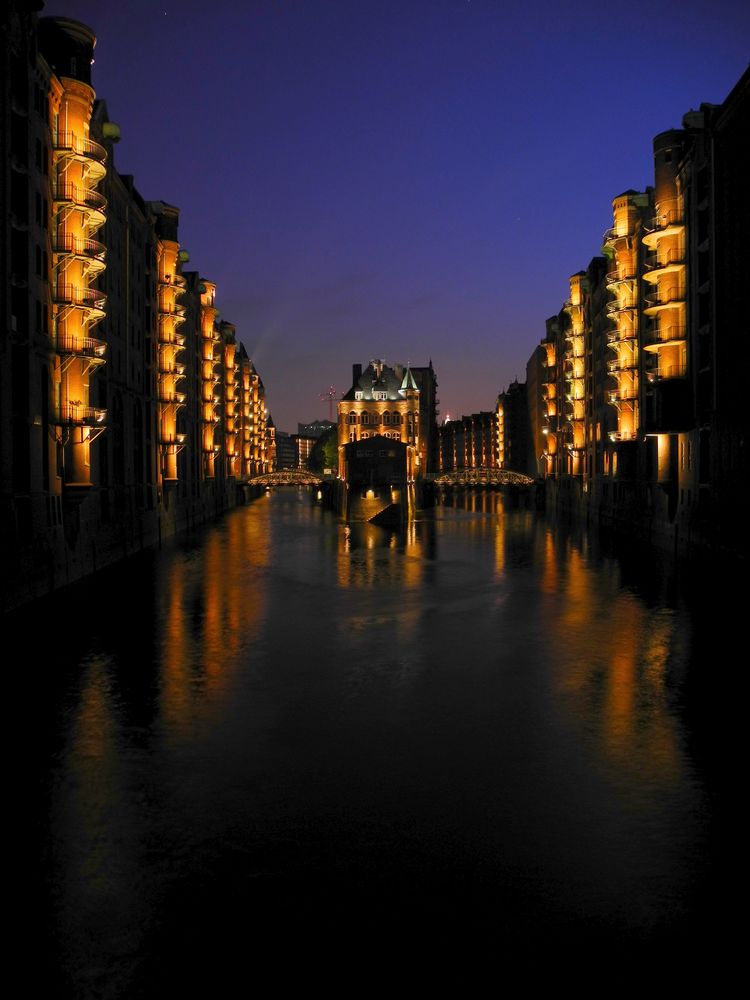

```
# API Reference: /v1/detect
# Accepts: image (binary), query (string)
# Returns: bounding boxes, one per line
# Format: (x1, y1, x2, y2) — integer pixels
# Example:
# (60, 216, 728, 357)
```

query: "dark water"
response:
(23, 491, 731, 993)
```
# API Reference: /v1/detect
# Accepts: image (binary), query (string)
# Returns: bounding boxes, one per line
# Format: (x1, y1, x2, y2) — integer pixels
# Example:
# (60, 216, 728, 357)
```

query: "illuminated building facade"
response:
(1, 8, 271, 609)
(530, 67, 749, 555)
(439, 411, 497, 472)
(338, 360, 422, 482)
(294, 435, 316, 469)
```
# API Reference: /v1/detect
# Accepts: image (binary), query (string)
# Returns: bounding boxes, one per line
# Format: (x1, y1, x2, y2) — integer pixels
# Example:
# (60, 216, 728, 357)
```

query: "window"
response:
(361, 412, 369, 425)
(348, 412, 357, 424)
(383, 412, 390, 425)
(375, 391, 387, 400)
(393, 413, 401, 425)
(355, 391, 363, 400)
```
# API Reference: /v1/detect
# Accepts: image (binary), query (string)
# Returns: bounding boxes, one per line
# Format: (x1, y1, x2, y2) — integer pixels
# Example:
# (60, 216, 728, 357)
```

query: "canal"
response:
(24, 490, 728, 993)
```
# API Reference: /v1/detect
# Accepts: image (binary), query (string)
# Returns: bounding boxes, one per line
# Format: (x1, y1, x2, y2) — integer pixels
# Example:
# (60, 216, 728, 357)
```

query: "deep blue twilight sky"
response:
(47, 0, 749, 430)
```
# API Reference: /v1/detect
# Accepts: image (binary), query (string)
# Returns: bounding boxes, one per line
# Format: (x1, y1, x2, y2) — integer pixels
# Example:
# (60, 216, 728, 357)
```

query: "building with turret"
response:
(338, 359, 424, 482)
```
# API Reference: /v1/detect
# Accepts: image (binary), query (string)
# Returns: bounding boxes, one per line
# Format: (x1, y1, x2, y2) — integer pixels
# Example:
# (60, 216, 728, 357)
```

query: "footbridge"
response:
(427, 469, 534, 487)
(248, 470, 323, 486)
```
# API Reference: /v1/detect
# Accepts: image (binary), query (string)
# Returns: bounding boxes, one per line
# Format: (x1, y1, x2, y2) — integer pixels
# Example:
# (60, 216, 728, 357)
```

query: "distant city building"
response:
(496, 380, 532, 475)
(294, 435, 317, 469)
(529, 66, 749, 555)
(408, 362, 439, 472)
(274, 431, 296, 470)
(439, 412, 497, 472)
(297, 419, 336, 439)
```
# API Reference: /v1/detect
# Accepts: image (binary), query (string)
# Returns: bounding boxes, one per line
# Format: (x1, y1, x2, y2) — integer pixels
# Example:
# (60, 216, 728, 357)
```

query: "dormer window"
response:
(375, 391, 387, 400)
(355, 391, 363, 400)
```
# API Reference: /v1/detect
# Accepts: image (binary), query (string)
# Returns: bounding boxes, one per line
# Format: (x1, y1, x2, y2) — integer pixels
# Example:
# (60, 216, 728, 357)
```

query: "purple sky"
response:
(46, 0, 750, 431)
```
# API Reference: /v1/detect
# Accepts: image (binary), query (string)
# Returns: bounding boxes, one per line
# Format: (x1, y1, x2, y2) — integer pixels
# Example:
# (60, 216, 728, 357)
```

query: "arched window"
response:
(361, 412, 369, 425)
(383, 412, 390, 425)
(349, 431, 356, 442)
(392, 412, 402, 425)
(348, 412, 357, 424)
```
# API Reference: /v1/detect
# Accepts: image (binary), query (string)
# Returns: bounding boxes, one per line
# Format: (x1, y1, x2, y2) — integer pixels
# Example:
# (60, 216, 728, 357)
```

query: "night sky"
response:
(45, 0, 750, 431)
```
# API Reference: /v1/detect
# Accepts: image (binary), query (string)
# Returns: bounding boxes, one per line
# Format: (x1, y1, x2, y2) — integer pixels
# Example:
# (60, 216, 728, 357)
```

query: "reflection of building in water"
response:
(536, 530, 681, 785)
(336, 519, 432, 593)
(342, 436, 408, 524)
(159, 509, 270, 733)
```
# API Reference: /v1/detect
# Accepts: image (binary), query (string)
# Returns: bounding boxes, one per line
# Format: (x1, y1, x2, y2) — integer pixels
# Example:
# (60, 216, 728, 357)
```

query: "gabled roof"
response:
(341, 360, 417, 402)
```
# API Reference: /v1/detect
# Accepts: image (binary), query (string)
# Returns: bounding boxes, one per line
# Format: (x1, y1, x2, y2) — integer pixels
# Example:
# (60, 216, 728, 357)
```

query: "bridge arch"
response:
(248, 470, 323, 486)
(429, 468, 534, 487)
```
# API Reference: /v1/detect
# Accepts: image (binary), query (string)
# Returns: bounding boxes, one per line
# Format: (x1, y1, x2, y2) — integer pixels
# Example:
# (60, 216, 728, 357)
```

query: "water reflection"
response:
(25, 487, 724, 992)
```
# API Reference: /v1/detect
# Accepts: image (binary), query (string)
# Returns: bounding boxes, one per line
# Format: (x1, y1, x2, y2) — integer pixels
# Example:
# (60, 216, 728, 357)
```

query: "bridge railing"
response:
(247, 470, 324, 486)
(428, 468, 534, 486)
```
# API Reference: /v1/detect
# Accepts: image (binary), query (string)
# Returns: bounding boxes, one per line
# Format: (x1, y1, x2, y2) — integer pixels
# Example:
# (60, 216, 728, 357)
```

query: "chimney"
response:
(352, 363, 362, 385)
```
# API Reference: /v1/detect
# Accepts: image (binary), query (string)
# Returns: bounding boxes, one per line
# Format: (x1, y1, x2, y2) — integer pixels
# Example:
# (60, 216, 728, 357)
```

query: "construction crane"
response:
(319, 385, 337, 421)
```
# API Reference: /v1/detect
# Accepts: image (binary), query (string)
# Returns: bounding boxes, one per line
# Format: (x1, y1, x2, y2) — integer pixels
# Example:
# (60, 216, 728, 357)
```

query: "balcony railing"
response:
(605, 269, 636, 285)
(647, 363, 688, 382)
(53, 182, 107, 213)
(52, 131, 107, 165)
(603, 226, 631, 244)
(646, 324, 686, 344)
(644, 248, 685, 272)
(606, 299, 636, 316)
(54, 333, 106, 359)
(158, 300, 186, 317)
(609, 389, 639, 403)
(53, 404, 106, 426)
(645, 286, 684, 309)
(51, 234, 106, 262)
(159, 392, 187, 405)
(160, 330, 186, 348)
(53, 283, 107, 312)
(645, 207, 684, 233)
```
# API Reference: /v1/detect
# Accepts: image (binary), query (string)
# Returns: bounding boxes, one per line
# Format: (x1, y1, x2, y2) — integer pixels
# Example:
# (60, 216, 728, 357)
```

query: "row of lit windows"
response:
(349, 431, 402, 442)
(346, 411, 414, 425)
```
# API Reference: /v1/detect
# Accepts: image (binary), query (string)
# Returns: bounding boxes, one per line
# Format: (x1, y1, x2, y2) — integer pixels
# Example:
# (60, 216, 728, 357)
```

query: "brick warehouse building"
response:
(1, 8, 272, 608)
